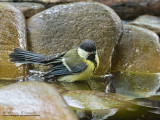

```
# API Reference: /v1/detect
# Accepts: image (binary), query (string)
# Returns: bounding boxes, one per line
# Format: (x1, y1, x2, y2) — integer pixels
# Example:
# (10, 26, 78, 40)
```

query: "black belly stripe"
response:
(92, 59, 97, 73)
(87, 55, 97, 72)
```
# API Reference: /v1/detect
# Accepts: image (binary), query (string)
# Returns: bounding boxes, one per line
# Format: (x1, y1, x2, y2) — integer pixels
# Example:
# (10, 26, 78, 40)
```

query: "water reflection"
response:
(49, 81, 91, 93)
(106, 105, 160, 120)
(111, 72, 160, 97)
(0, 71, 160, 120)
(132, 95, 160, 109)
(64, 90, 160, 120)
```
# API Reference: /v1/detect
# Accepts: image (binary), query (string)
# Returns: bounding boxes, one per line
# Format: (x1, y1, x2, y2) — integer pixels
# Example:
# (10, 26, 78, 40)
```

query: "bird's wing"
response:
(43, 49, 87, 77)
(43, 60, 87, 77)
(63, 49, 88, 73)
(38, 52, 66, 65)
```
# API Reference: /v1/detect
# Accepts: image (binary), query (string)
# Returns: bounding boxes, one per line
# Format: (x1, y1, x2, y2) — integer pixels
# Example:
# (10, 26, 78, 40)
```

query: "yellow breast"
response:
(58, 59, 95, 82)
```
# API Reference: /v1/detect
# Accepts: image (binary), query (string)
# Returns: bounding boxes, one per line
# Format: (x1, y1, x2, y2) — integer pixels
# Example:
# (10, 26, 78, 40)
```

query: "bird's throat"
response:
(87, 55, 97, 69)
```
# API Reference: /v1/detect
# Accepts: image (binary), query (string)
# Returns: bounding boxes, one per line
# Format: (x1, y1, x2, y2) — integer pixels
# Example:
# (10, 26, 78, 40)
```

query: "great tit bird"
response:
(9, 39, 99, 82)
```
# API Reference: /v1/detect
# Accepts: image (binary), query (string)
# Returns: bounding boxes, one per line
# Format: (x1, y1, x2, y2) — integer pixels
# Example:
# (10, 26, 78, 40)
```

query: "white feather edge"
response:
(62, 58, 72, 72)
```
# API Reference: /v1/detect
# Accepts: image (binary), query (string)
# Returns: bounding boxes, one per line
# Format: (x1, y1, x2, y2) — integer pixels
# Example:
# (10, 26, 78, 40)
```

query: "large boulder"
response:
(2, 2, 45, 18)
(63, 90, 132, 110)
(63, 90, 160, 119)
(0, 82, 78, 120)
(0, 3, 27, 80)
(27, 2, 122, 75)
(130, 15, 160, 35)
(4, 0, 160, 20)
(1, 0, 60, 2)
(63, 90, 134, 119)
(112, 72, 160, 97)
(111, 24, 160, 73)
(98, 0, 160, 20)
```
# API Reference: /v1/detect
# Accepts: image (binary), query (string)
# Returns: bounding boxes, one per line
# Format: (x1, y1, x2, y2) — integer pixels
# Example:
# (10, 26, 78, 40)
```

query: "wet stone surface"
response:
(0, 71, 160, 120)
(130, 15, 160, 35)
(2, 2, 45, 18)
(27, 2, 122, 75)
(63, 90, 160, 120)
(0, 1, 160, 120)
(0, 3, 27, 80)
(0, 82, 78, 120)
(111, 72, 160, 98)
(111, 24, 160, 73)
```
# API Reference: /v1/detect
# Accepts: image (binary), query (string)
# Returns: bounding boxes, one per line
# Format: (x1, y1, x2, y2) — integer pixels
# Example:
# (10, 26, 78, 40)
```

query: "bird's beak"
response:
(88, 51, 96, 55)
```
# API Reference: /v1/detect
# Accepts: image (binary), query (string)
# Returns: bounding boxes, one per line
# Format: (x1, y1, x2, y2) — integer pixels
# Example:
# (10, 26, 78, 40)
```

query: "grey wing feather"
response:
(70, 62, 87, 73)
(38, 52, 66, 65)
(43, 49, 87, 78)
(43, 68, 72, 77)
(44, 61, 87, 78)
(9, 48, 45, 64)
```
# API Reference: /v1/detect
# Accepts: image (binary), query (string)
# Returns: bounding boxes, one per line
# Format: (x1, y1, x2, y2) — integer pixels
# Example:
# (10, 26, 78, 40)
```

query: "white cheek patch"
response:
(77, 48, 88, 59)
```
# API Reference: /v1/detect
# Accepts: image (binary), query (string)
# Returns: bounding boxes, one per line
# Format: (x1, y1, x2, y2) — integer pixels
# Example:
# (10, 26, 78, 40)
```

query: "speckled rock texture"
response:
(1, 0, 61, 2)
(130, 15, 160, 35)
(112, 72, 160, 97)
(63, 90, 132, 110)
(0, 82, 78, 120)
(27, 2, 122, 75)
(2, 2, 45, 18)
(3, 0, 160, 20)
(112, 24, 160, 73)
(0, 3, 27, 80)
(101, 0, 160, 20)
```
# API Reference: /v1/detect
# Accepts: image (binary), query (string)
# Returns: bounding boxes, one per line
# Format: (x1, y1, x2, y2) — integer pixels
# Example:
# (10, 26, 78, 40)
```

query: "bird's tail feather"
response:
(9, 48, 46, 64)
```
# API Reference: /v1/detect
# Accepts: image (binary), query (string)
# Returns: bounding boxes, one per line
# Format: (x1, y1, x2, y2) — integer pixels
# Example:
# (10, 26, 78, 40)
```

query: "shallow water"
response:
(0, 71, 160, 120)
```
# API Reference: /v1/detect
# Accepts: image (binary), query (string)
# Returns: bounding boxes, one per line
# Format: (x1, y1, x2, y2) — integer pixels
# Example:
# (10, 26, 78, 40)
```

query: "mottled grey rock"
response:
(27, 2, 122, 75)
(98, 0, 160, 20)
(0, 3, 27, 80)
(112, 24, 160, 73)
(3, 2, 45, 18)
(63, 90, 132, 109)
(130, 15, 160, 35)
(0, 82, 78, 120)
(112, 72, 160, 97)
(1, 0, 61, 2)
(3, 0, 160, 20)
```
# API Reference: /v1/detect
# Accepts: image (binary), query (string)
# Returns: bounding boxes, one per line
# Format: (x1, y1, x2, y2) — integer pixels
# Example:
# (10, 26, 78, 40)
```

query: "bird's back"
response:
(58, 48, 95, 82)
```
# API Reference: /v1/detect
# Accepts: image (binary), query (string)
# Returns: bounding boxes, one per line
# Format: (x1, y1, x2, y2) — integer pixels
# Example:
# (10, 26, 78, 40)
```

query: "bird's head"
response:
(77, 39, 97, 61)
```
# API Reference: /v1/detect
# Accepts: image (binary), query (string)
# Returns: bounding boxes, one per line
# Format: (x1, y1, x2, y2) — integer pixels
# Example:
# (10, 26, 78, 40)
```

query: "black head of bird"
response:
(77, 39, 97, 62)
